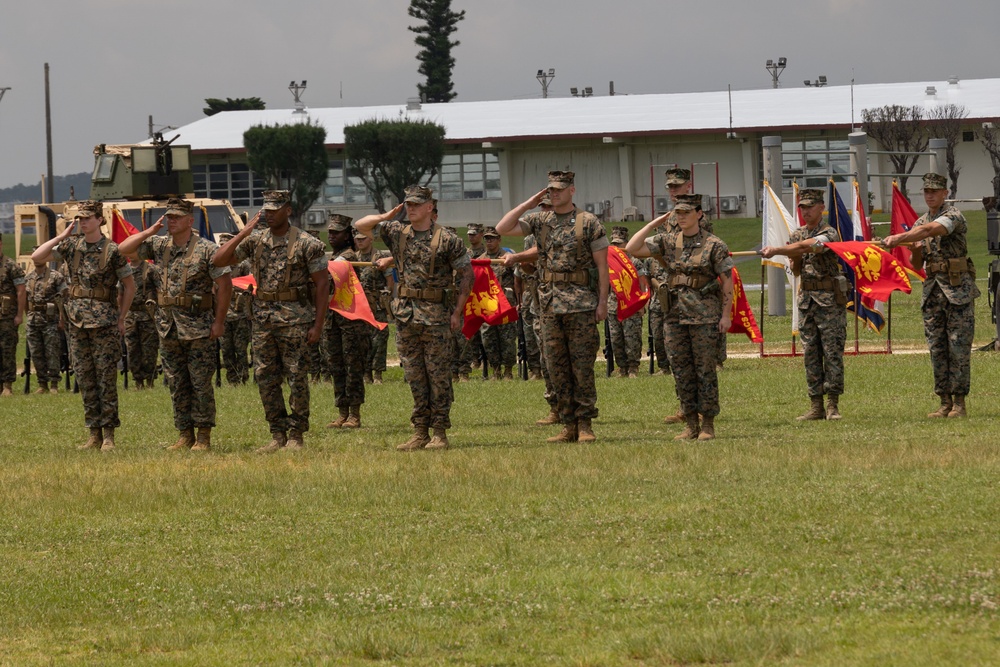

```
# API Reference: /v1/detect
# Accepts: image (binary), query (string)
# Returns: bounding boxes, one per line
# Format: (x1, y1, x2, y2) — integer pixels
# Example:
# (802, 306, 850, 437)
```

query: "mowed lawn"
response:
(1, 349, 999, 666)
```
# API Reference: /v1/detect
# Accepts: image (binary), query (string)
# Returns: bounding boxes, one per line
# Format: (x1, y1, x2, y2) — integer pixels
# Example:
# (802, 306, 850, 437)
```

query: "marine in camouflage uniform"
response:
(221, 254, 253, 385)
(514, 233, 544, 380)
(606, 226, 648, 377)
(481, 227, 518, 379)
(642, 255, 671, 374)
(353, 230, 393, 384)
(497, 170, 610, 443)
(122, 258, 159, 389)
(214, 190, 330, 452)
(761, 189, 847, 420)
(25, 260, 67, 392)
(323, 213, 372, 429)
(0, 234, 27, 396)
(452, 223, 487, 380)
(884, 172, 980, 418)
(629, 194, 734, 441)
(123, 198, 232, 451)
(356, 185, 472, 451)
(34, 201, 136, 451)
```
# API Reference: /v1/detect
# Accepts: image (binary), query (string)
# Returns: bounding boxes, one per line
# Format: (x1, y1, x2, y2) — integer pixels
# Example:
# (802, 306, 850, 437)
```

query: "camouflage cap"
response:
(547, 170, 575, 189)
(483, 226, 501, 239)
(467, 223, 485, 235)
(74, 200, 103, 219)
(922, 172, 948, 190)
(327, 212, 353, 232)
(165, 197, 194, 217)
(673, 194, 702, 212)
(404, 185, 434, 204)
(353, 228, 370, 239)
(539, 194, 553, 207)
(665, 168, 692, 186)
(798, 189, 825, 207)
(262, 190, 291, 210)
(217, 233, 234, 244)
(610, 226, 629, 244)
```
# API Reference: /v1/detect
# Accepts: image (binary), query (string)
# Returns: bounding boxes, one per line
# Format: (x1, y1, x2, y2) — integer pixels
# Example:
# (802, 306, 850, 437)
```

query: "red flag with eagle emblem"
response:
(727, 267, 762, 342)
(607, 246, 650, 322)
(462, 259, 518, 339)
(328, 260, 387, 330)
(823, 241, 913, 301)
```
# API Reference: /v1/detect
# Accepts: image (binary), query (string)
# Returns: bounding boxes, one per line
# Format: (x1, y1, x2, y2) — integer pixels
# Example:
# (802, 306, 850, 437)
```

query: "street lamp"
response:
(536, 68, 555, 99)
(765, 57, 787, 89)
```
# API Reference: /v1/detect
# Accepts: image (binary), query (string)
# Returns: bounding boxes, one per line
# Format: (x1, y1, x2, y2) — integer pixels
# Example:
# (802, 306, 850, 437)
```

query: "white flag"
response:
(761, 182, 800, 334)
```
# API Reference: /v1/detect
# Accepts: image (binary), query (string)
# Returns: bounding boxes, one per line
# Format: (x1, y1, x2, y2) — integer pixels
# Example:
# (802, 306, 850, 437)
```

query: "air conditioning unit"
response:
(700, 195, 714, 213)
(623, 206, 639, 221)
(719, 196, 741, 213)
(655, 197, 671, 214)
(584, 202, 597, 214)
(304, 209, 327, 228)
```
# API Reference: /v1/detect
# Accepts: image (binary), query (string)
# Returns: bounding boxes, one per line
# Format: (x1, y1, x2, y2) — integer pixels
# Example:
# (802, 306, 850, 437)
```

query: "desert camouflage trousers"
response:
(608, 311, 643, 373)
(798, 300, 846, 397)
(253, 323, 311, 434)
(324, 314, 371, 409)
(531, 310, 557, 408)
(398, 320, 455, 430)
(483, 320, 517, 370)
(665, 319, 721, 418)
(521, 307, 543, 373)
(221, 317, 251, 385)
(160, 334, 217, 430)
(648, 307, 670, 372)
(125, 313, 158, 383)
(67, 324, 121, 429)
(541, 310, 599, 424)
(27, 318, 61, 384)
(923, 288, 975, 397)
(0, 318, 17, 384)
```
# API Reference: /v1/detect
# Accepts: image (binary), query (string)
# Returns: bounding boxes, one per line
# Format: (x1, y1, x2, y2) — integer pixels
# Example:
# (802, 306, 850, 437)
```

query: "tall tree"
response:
(344, 118, 446, 213)
(927, 104, 970, 198)
(243, 122, 328, 226)
(980, 120, 1000, 201)
(204, 97, 266, 116)
(408, 0, 465, 103)
(861, 105, 928, 199)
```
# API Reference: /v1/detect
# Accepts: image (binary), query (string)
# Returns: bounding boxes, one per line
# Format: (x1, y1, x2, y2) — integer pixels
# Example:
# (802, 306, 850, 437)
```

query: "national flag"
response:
(823, 241, 913, 301)
(890, 182, 926, 280)
(195, 206, 213, 239)
(607, 246, 649, 322)
(761, 182, 801, 333)
(728, 266, 763, 343)
(462, 259, 518, 339)
(328, 260, 388, 330)
(852, 181, 874, 242)
(792, 181, 805, 227)
(827, 181, 886, 332)
(110, 207, 140, 244)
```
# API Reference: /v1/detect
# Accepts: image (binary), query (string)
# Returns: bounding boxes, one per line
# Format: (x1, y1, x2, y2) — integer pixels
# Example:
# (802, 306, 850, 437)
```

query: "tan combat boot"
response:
(529, 370, 543, 381)
(491, 367, 502, 381)
(535, 408, 560, 426)
(1, 382, 12, 396)
(698, 415, 716, 441)
(364, 370, 374, 384)
(191, 428, 212, 452)
(257, 431, 287, 454)
(79, 427, 103, 450)
(503, 365, 514, 380)
(627, 368, 638, 378)
(546, 423, 578, 443)
(373, 371, 383, 385)
(285, 430, 305, 450)
(326, 407, 350, 429)
(425, 427, 450, 450)
(343, 406, 361, 428)
(927, 395, 953, 418)
(397, 426, 430, 451)
(35, 381, 49, 394)
(577, 419, 596, 443)
(167, 428, 196, 451)
(796, 396, 826, 421)
(458, 372, 469, 383)
(49, 384, 58, 394)
(663, 408, 685, 424)
(948, 395, 967, 418)
(674, 414, 700, 440)
(101, 428, 116, 452)
(826, 395, 842, 420)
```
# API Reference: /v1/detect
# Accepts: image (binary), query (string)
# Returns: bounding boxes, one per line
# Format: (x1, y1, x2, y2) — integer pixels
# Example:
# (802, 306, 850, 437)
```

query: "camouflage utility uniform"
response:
(0, 256, 26, 387)
(222, 259, 253, 385)
(325, 249, 373, 414)
(482, 247, 518, 377)
(643, 256, 671, 372)
(137, 234, 229, 431)
(516, 234, 545, 378)
(52, 236, 132, 429)
(355, 246, 392, 379)
(123, 261, 158, 386)
(25, 266, 67, 386)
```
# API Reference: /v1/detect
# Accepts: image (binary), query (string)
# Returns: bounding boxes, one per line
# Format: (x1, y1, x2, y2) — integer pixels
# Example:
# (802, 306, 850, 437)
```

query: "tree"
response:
(243, 122, 328, 226)
(344, 118, 446, 213)
(980, 120, 1000, 202)
(927, 104, 969, 198)
(204, 97, 266, 116)
(408, 0, 465, 103)
(861, 105, 928, 199)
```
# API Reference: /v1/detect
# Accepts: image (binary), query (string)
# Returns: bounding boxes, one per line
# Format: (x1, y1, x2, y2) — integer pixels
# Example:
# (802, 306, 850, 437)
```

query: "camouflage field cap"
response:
(165, 198, 194, 217)
(483, 226, 501, 239)
(547, 170, 575, 189)
(665, 168, 692, 186)
(798, 189, 825, 207)
(610, 226, 629, 244)
(673, 194, 702, 212)
(539, 194, 553, 207)
(74, 200, 103, 219)
(922, 172, 948, 190)
(217, 233, 234, 244)
(467, 223, 485, 235)
(327, 213, 353, 232)
(404, 185, 434, 204)
(353, 228, 370, 239)
(262, 190, 291, 210)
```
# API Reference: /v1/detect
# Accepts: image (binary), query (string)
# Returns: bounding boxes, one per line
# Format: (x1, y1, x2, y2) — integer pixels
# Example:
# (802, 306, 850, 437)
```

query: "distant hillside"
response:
(0, 172, 91, 203)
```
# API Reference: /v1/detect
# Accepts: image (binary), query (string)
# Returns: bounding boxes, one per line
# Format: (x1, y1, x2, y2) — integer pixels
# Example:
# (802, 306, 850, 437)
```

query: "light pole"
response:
(765, 57, 787, 89)
(289, 80, 307, 113)
(804, 75, 828, 87)
(536, 68, 555, 99)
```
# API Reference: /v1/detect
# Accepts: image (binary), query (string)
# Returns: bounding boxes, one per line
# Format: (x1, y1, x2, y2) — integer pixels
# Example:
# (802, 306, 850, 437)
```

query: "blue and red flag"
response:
(827, 181, 886, 333)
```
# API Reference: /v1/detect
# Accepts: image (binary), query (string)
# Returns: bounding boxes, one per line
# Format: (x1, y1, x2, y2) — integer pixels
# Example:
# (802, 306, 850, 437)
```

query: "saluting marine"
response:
(0, 233, 27, 397)
(25, 254, 68, 394)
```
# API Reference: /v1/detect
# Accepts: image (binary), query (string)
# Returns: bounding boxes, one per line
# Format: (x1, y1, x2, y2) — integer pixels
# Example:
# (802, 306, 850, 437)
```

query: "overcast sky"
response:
(1, 0, 997, 190)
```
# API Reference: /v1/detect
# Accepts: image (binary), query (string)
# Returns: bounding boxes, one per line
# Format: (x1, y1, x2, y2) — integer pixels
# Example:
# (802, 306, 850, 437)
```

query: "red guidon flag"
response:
(232, 274, 256, 292)
(890, 184, 926, 281)
(328, 260, 387, 330)
(728, 267, 762, 343)
(463, 258, 518, 339)
(824, 241, 913, 301)
(607, 246, 650, 322)
(110, 208, 140, 244)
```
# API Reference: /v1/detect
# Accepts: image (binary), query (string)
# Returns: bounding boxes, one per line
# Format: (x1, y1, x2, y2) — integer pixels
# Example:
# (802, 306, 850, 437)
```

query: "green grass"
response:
(1, 353, 999, 665)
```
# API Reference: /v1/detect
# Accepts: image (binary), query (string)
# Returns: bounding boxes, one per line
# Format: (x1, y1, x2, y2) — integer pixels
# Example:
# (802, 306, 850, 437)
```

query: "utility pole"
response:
(536, 69, 555, 99)
(44, 63, 54, 204)
(765, 57, 787, 89)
